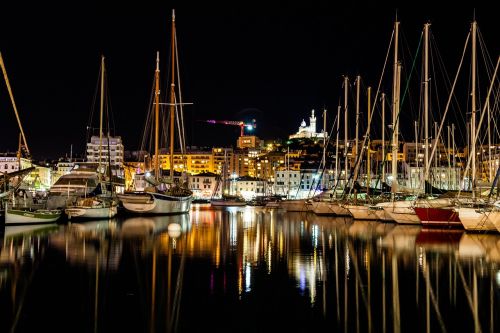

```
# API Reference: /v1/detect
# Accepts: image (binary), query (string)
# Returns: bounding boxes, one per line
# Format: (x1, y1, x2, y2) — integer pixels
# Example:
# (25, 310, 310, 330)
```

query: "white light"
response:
(146, 171, 151, 177)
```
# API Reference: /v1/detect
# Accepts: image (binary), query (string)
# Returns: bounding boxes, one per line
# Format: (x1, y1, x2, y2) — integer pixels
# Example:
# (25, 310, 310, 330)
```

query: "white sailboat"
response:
(210, 151, 246, 207)
(65, 55, 118, 220)
(455, 20, 500, 231)
(118, 10, 193, 214)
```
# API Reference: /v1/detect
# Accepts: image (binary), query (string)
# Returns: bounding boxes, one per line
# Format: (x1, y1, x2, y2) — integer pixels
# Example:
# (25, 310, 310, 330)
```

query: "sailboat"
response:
(65, 56, 118, 220)
(0, 52, 62, 224)
(210, 151, 246, 207)
(118, 10, 193, 214)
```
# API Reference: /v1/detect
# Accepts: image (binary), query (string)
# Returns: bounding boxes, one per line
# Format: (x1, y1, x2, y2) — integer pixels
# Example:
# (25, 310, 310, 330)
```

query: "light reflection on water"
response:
(1, 208, 500, 332)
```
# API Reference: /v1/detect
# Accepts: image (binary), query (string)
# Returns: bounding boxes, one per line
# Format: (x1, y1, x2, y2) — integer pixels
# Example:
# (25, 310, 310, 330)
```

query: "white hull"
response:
(382, 201, 420, 224)
(65, 206, 118, 219)
(374, 202, 394, 222)
(279, 199, 308, 212)
(311, 201, 337, 216)
(457, 207, 499, 232)
(118, 191, 192, 214)
(5, 209, 61, 225)
(345, 204, 379, 220)
(331, 203, 352, 216)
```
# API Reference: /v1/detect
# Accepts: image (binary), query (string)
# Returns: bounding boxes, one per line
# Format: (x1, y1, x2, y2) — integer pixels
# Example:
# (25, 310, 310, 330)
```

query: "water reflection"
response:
(1, 209, 500, 332)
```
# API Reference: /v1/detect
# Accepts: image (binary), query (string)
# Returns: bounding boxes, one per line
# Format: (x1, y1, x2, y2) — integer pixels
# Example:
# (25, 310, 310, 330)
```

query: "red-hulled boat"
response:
(413, 207, 462, 228)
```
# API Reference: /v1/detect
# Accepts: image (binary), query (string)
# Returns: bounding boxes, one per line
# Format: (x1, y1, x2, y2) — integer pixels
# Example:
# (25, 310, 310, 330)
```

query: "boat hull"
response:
(345, 204, 379, 220)
(118, 191, 192, 214)
(65, 205, 118, 219)
(413, 207, 462, 228)
(457, 207, 499, 232)
(311, 201, 337, 216)
(5, 209, 61, 225)
(279, 199, 308, 212)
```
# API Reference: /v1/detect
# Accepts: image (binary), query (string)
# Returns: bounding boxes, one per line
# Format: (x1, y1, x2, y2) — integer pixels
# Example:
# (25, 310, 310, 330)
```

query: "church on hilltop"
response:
(289, 109, 328, 140)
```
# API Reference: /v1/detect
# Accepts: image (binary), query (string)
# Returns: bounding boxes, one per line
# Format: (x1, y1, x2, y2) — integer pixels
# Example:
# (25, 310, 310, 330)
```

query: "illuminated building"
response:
(237, 135, 262, 149)
(188, 172, 218, 199)
(289, 110, 327, 140)
(234, 176, 267, 200)
(86, 136, 124, 166)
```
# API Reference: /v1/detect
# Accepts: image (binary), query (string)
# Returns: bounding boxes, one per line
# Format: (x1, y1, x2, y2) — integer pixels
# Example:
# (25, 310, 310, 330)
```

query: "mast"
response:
(0, 52, 30, 157)
(434, 121, 438, 170)
(98, 55, 105, 184)
(447, 125, 451, 190)
(381, 93, 386, 183)
(344, 76, 349, 187)
(335, 105, 341, 188)
(154, 51, 161, 182)
(355, 75, 360, 162)
(471, 20, 477, 198)
(366, 86, 371, 193)
(169, 9, 177, 184)
(322, 108, 327, 169)
(424, 23, 430, 184)
(17, 132, 22, 170)
(452, 123, 456, 188)
(414, 121, 418, 188)
(487, 99, 492, 182)
(391, 21, 400, 196)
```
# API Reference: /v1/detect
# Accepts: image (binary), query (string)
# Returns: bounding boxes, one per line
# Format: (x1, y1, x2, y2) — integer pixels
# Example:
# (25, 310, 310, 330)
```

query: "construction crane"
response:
(202, 118, 256, 136)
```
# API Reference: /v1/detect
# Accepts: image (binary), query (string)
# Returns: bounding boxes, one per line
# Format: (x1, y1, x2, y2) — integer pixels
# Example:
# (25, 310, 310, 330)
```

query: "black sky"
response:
(0, 2, 498, 160)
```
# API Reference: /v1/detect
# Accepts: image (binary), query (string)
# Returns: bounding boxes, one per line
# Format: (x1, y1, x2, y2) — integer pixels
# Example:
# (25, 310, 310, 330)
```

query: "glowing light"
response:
(312, 224, 319, 248)
(245, 262, 252, 292)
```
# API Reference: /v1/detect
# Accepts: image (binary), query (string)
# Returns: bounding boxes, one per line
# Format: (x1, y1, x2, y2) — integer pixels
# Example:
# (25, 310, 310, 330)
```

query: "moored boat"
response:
(5, 202, 61, 225)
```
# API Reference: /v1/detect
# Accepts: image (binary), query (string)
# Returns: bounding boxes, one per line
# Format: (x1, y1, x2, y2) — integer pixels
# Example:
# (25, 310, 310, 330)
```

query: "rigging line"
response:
(175, 32, 187, 156)
(86, 63, 101, 151)
(426, 32, 470, 181)
(432, 32, 467, 132)
(307, 108, 339, 198)
(140, 76, 157, 153)
(346, 27, 394, 198)
(459, 56, 500, 197)
(351, 27, 422, 198)
(0, 52, 30, 156)
(477, 27, 496, 80)
(378, 31, 422, 194)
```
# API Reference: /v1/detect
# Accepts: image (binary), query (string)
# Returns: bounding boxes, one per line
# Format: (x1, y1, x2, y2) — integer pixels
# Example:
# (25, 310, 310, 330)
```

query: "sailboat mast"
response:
(0, 52, 30, 157)
(366, 86, 371, 193)
(355, 75, 360, 161)
(381, 93, 386, 183)
(344, 76, 349, 187)
(322, 108, 327, 169)
(471, 20, 477, 198)
(391, 21, 400, 196)
(424, 23, 430, 183)
(487, 99, 492, 182)
(335, 105, 341, 187)
(98, 55, 105, 184)
(154, 52, 161, 182)
(169, 9, 177, 183)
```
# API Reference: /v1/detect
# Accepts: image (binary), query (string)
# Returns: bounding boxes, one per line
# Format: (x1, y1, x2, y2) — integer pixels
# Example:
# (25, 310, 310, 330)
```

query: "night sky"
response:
(0, 2, 498, 160)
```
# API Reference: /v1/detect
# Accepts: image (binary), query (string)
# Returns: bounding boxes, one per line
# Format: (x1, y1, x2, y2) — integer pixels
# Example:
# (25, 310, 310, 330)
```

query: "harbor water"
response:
(1, 206, 500, 332)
